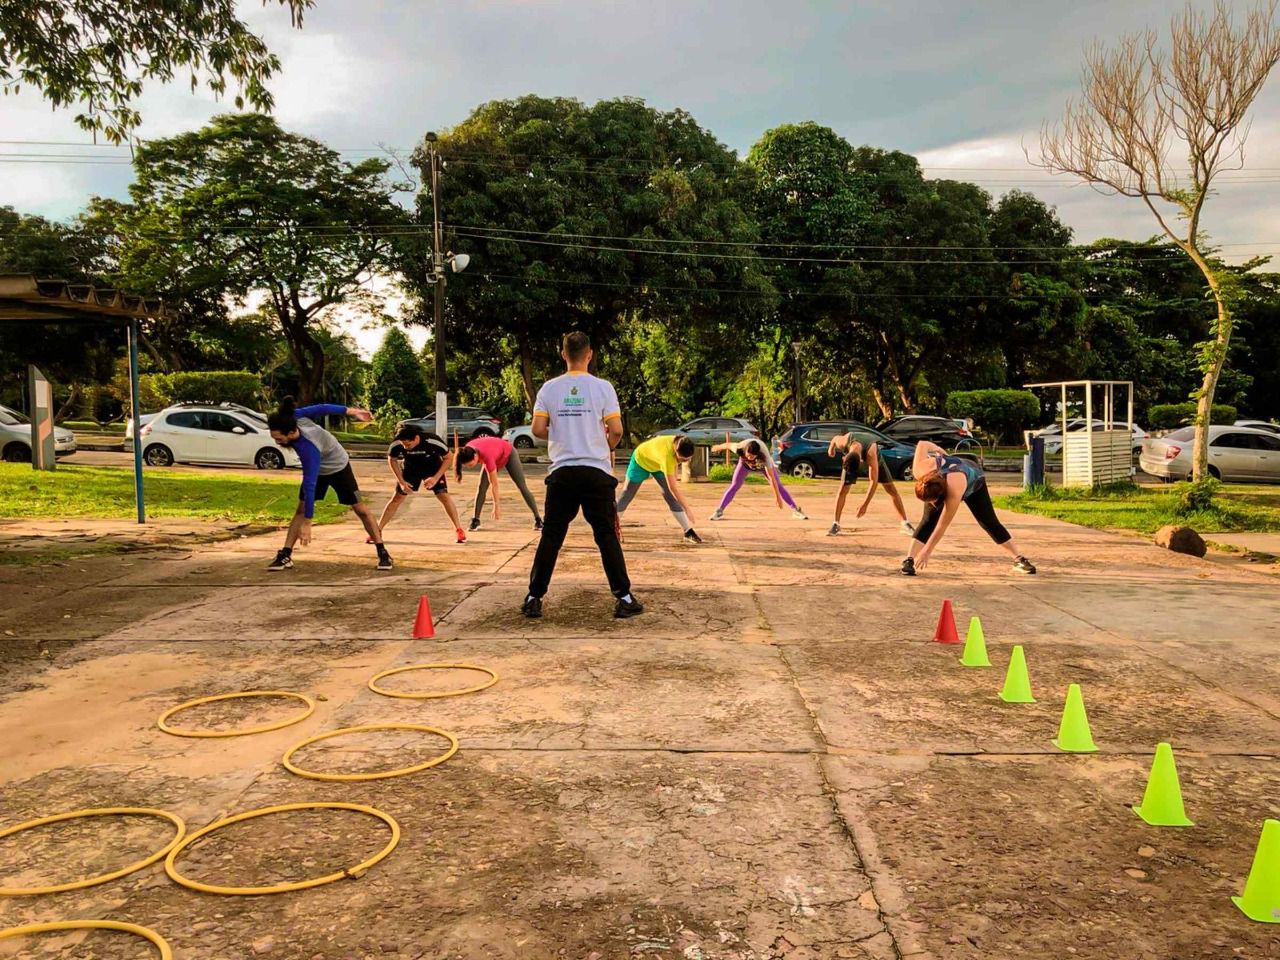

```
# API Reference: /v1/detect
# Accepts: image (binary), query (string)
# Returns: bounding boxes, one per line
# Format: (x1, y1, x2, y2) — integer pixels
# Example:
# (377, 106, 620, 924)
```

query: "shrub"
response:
(1176, 476, 1221, 515)
(945, 390, 1040, 444)
(1148, 402, 1237, 430)
(373, 400, 410, 439)
(139, 371, 265, 409)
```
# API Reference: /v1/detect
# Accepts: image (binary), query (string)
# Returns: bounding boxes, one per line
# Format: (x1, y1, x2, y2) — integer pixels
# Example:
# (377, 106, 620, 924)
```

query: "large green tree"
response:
(0, 0, 310, 142)
(409, 95, 774, 411)
(118, 113, 408, 401)
(366, 327, 429, 416)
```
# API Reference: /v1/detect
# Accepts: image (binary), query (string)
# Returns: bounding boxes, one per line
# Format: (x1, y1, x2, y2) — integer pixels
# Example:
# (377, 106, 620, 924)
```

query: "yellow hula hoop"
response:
(157, 690, 315, 738)
(0, 920, 172, 959)
(164, 802, 400, 896)
(0, 807, 186, 896)
(367, 662, 499, 699)
(281, 723, 459, 782)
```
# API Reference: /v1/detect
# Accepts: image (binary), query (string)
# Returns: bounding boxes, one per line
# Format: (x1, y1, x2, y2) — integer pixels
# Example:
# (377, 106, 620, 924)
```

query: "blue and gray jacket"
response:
(287, 404, 350, 518)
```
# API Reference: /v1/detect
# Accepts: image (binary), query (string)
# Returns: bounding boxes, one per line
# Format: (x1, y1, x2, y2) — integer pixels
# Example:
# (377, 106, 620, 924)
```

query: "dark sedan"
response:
(877, 415, 983, 462)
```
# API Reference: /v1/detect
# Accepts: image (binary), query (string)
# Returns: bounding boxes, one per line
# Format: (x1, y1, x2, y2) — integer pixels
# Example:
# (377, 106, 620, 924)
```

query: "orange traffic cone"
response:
(933, 599, 960, 644)
(412, 595, 435, 639)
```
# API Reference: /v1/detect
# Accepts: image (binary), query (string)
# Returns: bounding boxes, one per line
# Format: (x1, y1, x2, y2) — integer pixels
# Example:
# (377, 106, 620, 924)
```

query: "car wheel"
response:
(1208, 465, 1222, 481)
(144, 443, 174, 467)
(472, 427, 496, 439)
(2, 442, 31, 463)
(255, 447, 286, 470)
(900, 463, 914, 482)
(790, 459, 816, 479)
(513, 435, 534, 449)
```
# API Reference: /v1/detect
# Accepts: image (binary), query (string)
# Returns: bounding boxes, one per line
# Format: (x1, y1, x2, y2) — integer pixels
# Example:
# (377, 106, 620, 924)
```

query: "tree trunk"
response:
(54, 384, 80, 423)
(517, 331, 536, 413)
(870, 386, 894, 420)
(1185, 250, 1233, 481)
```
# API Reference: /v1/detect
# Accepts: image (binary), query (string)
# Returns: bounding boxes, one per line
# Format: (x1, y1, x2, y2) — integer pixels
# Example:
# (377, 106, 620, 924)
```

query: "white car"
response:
(503, 424, 546, 451)
(1140, 425, 1280, 482)
(1234, 419, 1280, 436)
(0, 403, 76, 462)
(136, 403, 300, 469)
(1036, 419, 1149, 456)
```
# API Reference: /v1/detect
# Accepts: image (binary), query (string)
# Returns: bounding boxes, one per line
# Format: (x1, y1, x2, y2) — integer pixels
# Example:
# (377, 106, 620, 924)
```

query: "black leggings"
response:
(913, 480, 1010, 546)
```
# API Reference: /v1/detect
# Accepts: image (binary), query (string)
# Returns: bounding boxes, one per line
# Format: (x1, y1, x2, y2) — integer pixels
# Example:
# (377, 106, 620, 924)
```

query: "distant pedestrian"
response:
(456, 435, 544, 531)
(902, 440, 1036, 576)
(377, 424, 467, 544)
(522, 331, 642, 620)
(265, 398, 392, 571)
(708, 438, 807, 521)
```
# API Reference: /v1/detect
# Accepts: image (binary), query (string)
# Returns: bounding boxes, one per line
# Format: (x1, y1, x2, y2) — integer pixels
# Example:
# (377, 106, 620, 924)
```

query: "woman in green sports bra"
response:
(826, 432, 915, 537)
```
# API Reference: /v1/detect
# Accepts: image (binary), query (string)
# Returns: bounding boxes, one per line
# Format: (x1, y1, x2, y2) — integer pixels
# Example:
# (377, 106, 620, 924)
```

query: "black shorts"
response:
(308, 464, 360, 506)
(399, 474, 447, 496)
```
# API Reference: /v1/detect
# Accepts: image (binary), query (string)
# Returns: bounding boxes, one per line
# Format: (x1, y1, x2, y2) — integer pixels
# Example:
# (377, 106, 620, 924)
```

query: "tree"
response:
(0, 0, 310, 142)
(1040, 0, 1280, 478)
(366, 328, 429, 416)
(118, 113, 407, 401)
(409, 95, 774, 411)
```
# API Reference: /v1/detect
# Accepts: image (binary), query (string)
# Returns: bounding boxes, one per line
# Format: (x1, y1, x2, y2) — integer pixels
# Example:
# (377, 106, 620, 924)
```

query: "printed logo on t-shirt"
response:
(564, 385, 585, 407)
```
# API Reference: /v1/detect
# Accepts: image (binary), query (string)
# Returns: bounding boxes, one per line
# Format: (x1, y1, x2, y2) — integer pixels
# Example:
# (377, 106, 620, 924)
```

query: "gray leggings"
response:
(473, 453, 542, 520)
(616, 471, 681, 516)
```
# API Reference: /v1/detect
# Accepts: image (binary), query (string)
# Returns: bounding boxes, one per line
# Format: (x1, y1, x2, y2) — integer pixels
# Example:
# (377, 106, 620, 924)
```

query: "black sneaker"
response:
(900, 557, 916, 577)
(684, 529, 703, 544)
(614, 594, 644, 619)
(376, 548, 393, 571)
(1013, 556, 1037, 575)
(521, 595, 543, 619)
(534, 518, 543, 531)
(468, 517, 481, 532)
(267, 550, 293, 571)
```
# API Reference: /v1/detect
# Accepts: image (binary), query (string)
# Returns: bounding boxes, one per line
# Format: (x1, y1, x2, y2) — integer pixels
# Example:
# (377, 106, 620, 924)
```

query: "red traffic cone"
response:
(412, 595, 435, 639)
(933, 599, 960, 644)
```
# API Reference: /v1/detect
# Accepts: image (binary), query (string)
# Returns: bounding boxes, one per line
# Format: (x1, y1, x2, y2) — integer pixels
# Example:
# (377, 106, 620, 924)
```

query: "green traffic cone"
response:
(1233, 819, 1280, 923)
(1132, 742, 1193, 826)
(998, 645, 1035, 703)
(1052, 683, 1098, 753)
(960, 616, 991, 667)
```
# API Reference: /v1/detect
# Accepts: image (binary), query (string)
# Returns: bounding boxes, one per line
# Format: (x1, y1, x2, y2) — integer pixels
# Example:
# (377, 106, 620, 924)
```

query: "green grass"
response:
(0, 463, 347, 524)
(996, 481, 1280, 535)
(58, 421, 126, 433)
(707, 463, 818, 485)
(331, 429, 391, 444)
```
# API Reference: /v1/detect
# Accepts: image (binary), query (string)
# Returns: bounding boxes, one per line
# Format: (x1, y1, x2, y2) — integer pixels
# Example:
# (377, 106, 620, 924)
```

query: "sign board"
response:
(27, 365, 55, 471)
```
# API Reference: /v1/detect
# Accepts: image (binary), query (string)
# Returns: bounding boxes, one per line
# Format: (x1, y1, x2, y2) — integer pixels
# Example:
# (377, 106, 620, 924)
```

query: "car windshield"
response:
(0, 407, 28, 425)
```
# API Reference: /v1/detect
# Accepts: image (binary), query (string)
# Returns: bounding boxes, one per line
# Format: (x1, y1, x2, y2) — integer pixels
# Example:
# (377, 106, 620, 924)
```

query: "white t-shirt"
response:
(533, 371, 622, 475)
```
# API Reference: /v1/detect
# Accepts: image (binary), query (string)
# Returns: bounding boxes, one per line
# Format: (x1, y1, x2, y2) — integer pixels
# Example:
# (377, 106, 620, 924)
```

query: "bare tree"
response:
(1039, 0, 1280, 479)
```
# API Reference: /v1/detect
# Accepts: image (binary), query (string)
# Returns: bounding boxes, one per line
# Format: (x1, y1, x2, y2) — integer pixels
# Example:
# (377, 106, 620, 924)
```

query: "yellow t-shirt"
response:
(633, 435, 677, 476)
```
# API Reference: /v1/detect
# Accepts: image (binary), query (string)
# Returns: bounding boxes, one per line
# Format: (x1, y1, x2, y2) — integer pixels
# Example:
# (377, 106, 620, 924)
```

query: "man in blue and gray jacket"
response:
(266, 397, 392, 571)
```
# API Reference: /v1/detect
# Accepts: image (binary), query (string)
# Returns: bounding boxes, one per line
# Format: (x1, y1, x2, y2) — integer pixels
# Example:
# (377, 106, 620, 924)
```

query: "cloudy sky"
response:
(3, 0, 1279, 354)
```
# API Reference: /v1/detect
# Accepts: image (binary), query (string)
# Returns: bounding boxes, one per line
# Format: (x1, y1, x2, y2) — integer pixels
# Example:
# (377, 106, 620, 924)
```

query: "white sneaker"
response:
(827, 522, 840, 536)
(900, 520, 916, 536)
(709, 509, 725, 521)
(791, 508, 808, 520)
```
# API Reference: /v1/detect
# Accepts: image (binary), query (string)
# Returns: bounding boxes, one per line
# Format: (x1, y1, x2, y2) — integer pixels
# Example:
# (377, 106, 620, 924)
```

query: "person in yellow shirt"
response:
(616, 434, 702, 543)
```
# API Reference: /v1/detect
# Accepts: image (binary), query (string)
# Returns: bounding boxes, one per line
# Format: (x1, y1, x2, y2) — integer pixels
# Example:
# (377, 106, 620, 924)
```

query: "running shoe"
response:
(534, 518, 544, 531)
(827, 523, 840, 536)
(521, 595, 543, 619)
(1013, 556, 1038, 575)
(614, 594, 645, 619)
(365, 536, 375, 544)
(791, 508, 808, 520)
(468, 517, 481, 532)
(900, 557, 917, 577)
(900, 520, 916, 536)
(709, 509, 725, 521)
(267, 550, 294, 571)
(456, 528, 467, 544)
(376, 547, 393, 571)
(684, 528, 703, 544)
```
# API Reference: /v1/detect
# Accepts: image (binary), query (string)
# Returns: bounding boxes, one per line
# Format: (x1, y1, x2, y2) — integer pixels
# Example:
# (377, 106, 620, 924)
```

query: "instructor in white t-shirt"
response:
(522, 331, 642, 620)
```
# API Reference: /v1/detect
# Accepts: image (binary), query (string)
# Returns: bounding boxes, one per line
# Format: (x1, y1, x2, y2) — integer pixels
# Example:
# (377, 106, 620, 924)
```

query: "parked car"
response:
(1234, 419, 1280, 436)
(877, 415, 983, 459)
(772, 421, 917, 480)
(0, 403, 76, 462)
(134, 403, 301, 469)
(1139, 425, 1280, 482)
(504, 424, 546, 450)
(398, 406, 501, 440)
(122, 411, 160, 441)
(1036, 419, 1149, 457)
(652, 416, 758, 445)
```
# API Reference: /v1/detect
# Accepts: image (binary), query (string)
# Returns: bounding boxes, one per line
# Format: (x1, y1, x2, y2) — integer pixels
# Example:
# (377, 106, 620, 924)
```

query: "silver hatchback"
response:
(1140, 425, 1280, 482)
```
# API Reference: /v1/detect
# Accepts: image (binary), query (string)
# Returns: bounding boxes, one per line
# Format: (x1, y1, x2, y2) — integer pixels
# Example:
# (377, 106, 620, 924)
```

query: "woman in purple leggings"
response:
(708, 438, 808, 521)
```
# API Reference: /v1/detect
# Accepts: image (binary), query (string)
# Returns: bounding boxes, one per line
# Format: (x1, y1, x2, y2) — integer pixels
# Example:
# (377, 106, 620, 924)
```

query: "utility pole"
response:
(791, 341, 803, 423)
(426, 131, 447, 436)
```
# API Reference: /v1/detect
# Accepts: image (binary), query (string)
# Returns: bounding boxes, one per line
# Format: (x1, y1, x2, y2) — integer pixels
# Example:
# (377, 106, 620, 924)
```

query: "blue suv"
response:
(773, 421, 916, 480)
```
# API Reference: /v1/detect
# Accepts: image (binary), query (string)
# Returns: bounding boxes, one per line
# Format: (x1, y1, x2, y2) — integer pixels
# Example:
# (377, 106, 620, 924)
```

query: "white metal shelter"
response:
(1024, 380, 1135, 488)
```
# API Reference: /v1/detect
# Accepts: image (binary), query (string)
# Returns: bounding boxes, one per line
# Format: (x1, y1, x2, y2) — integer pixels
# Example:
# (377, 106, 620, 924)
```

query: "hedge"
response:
(141, 371, 265, 409)
(945, 389, 1040, 443)
(1148, 402, 1237, 430)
